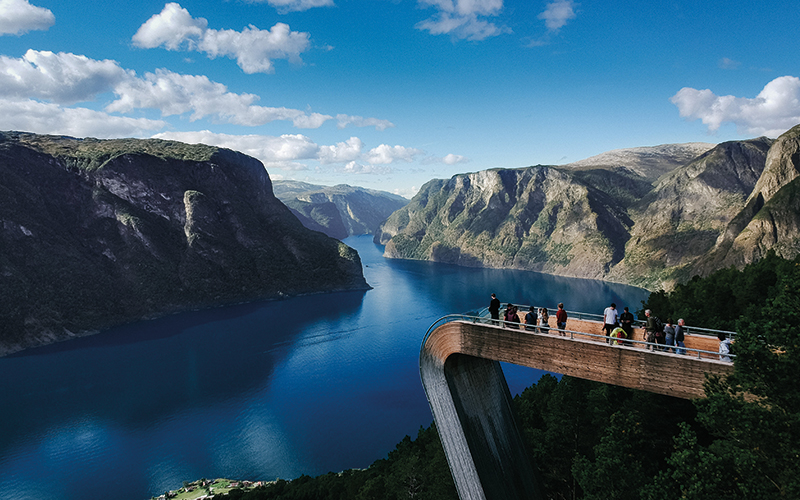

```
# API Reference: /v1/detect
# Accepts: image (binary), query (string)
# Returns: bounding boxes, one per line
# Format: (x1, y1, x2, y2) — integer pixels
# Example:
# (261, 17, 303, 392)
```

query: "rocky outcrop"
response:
(696, 125, 800, 272)
(377, 130, 800, 290)
(0, 132, 369, 355)
(607, 138, 772, 288)
(375, 166, 633, 279)
(272, 180, 408, 239)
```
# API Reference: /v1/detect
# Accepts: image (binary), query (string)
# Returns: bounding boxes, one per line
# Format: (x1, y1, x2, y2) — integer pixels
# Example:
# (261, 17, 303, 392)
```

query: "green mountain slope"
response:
(0, 132, 369, 355)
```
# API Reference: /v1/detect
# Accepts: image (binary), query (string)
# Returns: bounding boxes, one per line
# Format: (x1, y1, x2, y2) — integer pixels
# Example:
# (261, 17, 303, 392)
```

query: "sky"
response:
(1, 0, 799, 198)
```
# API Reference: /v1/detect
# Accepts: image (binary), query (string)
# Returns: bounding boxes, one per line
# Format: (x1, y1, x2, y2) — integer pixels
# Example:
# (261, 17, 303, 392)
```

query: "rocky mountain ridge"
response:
(0, 132, 369, 355)
(376, 125, 800, 290)
(272, 180, 408, 239)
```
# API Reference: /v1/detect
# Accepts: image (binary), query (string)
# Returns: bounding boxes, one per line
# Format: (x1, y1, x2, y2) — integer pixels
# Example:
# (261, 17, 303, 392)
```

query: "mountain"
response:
(376, 131, 800, 290)
(563, 142, 715, 181)
(0, 132, 369, 355)
(696, 124, 800, 272)
(272, 180, 408, 239)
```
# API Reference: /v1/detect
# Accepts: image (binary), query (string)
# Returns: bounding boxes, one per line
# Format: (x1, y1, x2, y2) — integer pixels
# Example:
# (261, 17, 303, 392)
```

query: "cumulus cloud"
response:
(318, 137, 363, 163)
(416, 0, 509, 41)
(0, 98, 166, 137)
(366, 144, 423, 164)
(442, 153, 468, 164)
(151, 131, 427, 174)
(250, 0, 335, 14)
(153, 130, 318, 170)
(132, 3, 310, 74)
(0, 50, 388, 130)
(538, 0, 577, 31)
(670, 76, 800, 137)
(0, 0, 54, 35)
(0, 50, 131, 104)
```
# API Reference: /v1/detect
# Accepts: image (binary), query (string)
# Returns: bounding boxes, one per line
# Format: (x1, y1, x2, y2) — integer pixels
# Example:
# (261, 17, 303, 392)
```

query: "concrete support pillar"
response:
(420, 349, 542, 500)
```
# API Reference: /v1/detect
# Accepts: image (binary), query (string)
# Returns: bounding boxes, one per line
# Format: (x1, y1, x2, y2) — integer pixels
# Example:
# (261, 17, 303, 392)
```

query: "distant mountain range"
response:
(272, 180, 408, 239)
(375, 124, 800, 291)
(0, 132, 369, 355)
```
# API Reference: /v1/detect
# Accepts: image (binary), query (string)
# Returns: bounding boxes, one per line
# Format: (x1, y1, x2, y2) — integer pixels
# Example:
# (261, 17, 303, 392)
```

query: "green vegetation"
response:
(203, 253, 800, 499)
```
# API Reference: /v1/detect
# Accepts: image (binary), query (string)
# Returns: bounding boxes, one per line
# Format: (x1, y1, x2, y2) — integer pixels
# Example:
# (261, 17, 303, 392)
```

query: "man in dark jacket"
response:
(489, 293, 500, 324)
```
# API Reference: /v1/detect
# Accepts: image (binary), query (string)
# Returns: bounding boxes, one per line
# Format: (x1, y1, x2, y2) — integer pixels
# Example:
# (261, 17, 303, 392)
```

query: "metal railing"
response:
(473, 304, 736, 339)
(423, 309, 735, 362)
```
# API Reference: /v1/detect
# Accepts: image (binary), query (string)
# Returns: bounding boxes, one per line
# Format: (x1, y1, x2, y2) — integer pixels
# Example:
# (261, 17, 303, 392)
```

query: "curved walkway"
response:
(419, 312, 734, 500)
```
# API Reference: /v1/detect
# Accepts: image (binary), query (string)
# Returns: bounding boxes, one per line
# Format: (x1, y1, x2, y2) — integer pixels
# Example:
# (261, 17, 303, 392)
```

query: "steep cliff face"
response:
(377, 131, 800, 290)
(697, 125, 800, 271)
(0, 132, 368, 355)
(608, 138, 772, 289)
(375, 167, 633, 279)
(272, 180, 408, 239)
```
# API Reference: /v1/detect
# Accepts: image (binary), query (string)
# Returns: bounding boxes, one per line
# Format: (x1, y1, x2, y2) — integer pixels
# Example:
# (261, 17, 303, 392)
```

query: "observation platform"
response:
(419, 308, 734, 500)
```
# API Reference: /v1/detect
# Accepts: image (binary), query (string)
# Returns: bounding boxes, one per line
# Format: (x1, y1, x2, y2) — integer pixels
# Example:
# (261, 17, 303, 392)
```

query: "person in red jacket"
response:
(556, 303, 567, 336)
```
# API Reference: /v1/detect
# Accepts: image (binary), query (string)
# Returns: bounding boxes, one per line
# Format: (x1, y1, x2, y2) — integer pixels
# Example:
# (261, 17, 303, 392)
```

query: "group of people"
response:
(488, 294, 568, 335)
(490, 295, 732, 362)
(603, 304, 688, 354)
(643, 309, 688, 354)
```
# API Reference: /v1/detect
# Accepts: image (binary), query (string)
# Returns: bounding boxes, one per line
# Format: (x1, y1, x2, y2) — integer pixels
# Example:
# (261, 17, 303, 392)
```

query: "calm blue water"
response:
(0, 236, 648, 500)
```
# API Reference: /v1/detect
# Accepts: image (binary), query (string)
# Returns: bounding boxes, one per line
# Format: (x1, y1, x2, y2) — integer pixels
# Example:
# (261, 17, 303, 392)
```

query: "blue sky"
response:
(1, 0, 799, 197)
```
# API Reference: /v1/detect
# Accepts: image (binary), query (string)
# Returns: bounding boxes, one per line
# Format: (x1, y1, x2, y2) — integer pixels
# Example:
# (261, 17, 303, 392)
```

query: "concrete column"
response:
(421, 347, 542, 500)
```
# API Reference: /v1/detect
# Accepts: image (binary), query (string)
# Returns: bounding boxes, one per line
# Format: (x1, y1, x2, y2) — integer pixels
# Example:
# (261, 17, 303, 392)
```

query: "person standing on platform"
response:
(603, 303, 619, 341)
(644, 309, 658, 350)
(556, 303, 567, 336)
(675, 318, 687, 355)
(663, 318, 676, 353)
(489, 293, 500, 324)
(539, 307, 549, 333)
(525, 306, 537, 331)
(619, 306, 635, 343)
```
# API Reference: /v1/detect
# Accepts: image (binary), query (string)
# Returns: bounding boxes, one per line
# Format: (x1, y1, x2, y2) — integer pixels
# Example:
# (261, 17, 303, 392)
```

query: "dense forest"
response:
(211, 251, 800, 499)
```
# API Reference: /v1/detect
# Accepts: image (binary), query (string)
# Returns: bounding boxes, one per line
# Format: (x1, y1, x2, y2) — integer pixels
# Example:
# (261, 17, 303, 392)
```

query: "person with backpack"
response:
(644, 309, 662, 351)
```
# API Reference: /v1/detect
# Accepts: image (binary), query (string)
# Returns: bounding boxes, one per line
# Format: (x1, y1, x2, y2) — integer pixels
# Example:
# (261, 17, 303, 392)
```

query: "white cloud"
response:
(538, 0, 577, 31)
(442, 153, 469, 164)
(318, 137, 363, 163)
(0, 50, 131, 104)
(252, 0, 335, 14)
(0, 50, 388, 130)
(0, 0, 54, 35)
(133, 3, 310, 74)
(153, 130, 318, 170)
(416, 0, 508, 41)
(366, 144, 423, 164)
(151, 131, 428, 174)
(670, 76, 800, 137)
(0, 98, 166, 137)
(335, 114, 394, 131)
